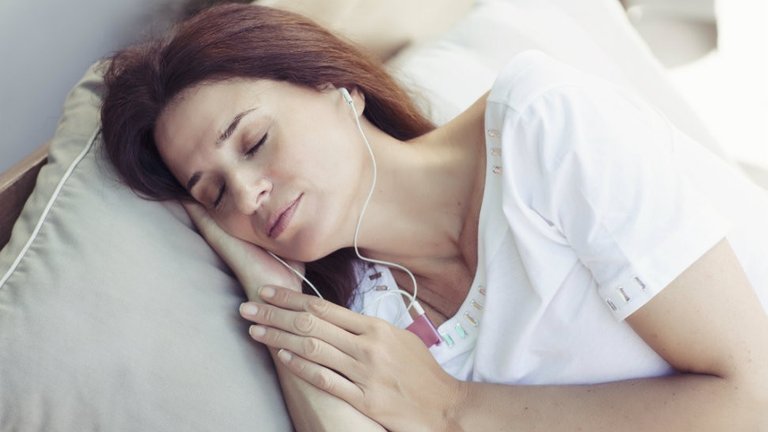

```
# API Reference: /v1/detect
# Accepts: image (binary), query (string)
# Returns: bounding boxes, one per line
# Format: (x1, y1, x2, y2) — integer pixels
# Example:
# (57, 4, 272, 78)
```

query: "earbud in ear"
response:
(339, 87, 354, 106)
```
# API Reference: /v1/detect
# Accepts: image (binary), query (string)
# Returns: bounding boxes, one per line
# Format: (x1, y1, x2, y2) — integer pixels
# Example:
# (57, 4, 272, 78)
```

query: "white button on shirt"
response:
(350, 51, 768, 386)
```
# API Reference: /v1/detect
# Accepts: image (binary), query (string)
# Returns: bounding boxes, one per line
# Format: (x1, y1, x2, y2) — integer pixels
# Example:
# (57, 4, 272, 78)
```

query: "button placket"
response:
(454, 323, 468, 339)
(487, 128, 502, 175)
(603, 276, 649, 315)
(440, 285, 486, 348)
(440, 332, 455, 347)
(464, 313, 478, 327)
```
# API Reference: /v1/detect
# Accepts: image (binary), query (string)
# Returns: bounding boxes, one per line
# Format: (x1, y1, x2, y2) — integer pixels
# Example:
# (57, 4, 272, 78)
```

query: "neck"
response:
(347, 94, 488, 285)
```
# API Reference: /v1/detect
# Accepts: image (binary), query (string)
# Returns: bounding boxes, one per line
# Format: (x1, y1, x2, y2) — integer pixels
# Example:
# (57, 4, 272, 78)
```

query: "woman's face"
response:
(154, 78, 367, 261)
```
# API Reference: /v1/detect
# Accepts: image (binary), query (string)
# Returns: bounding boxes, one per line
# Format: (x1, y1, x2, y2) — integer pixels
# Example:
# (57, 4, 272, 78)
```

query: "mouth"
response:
(266, 193, 303, 239)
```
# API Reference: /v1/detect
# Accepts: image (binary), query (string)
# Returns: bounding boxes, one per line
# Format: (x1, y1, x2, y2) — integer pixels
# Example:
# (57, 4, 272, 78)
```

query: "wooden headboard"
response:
(0, 143, 49, 249)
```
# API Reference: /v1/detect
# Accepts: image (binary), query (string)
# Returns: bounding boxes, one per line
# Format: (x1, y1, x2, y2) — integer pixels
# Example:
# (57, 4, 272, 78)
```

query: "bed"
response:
(1, 0, 766, 430)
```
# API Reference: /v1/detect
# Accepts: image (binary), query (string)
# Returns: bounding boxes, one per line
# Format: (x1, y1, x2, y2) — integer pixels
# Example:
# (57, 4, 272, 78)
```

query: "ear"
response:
(348, 86, 366, 112)
(319, 83, 367, 115)
(340, 86, 366, 117)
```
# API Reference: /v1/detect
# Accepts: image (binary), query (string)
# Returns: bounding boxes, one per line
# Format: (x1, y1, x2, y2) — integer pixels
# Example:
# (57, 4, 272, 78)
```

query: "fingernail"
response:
(277, 349, 292, 363)
(249, 325, 266, 337)
(260, 287, 275, 298)
(240, 303, 258, 316)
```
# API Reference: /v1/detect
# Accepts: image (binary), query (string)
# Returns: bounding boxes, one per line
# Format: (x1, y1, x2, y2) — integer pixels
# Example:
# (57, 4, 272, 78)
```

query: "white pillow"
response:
(387, 0, 729, 160)
(252, 0, 474, 61)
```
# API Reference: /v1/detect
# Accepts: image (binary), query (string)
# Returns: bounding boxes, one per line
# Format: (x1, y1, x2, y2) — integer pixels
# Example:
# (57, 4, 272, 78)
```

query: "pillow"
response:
(252, 0, 475, 61)
(386, 0, 730, 160)
(0, 65, 292, 431)
(0, 1, 755, 430)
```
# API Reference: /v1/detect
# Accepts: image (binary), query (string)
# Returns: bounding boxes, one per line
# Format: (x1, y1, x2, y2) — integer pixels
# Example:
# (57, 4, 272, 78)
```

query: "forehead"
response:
(157, 79, 268, 141)
(154, 79, 271, 177)
(154, 77, 322, 149)
(153, 78, 326, 185)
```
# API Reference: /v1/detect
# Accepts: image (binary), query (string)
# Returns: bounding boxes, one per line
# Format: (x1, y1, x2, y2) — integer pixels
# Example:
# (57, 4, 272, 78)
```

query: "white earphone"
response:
(267, 87, 439, 344)
(339, 87, 354, 106)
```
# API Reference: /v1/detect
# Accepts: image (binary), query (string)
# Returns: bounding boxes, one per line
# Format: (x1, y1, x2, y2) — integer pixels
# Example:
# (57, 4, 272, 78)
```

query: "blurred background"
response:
(621, 0, 767, 175)
(0, 0, 765, 174)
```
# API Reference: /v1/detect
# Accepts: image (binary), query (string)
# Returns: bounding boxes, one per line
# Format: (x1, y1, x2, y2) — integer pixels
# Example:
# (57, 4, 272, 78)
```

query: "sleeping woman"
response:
(100, 4, 768, 431)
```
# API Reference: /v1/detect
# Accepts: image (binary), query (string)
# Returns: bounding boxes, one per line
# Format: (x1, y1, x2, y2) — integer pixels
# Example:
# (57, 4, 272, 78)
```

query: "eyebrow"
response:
(185, 107, 258, 194)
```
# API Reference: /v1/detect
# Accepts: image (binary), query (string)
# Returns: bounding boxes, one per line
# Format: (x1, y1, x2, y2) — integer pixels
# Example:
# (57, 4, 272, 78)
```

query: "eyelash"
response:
(212, 133, 268, 211)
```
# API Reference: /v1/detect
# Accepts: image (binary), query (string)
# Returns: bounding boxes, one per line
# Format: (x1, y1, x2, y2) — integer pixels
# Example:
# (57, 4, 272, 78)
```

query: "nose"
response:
(229, 168, 271, 215)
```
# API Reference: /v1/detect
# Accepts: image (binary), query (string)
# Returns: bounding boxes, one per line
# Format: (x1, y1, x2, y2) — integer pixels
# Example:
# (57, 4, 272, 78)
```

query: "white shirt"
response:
(350, 50, 768, 385)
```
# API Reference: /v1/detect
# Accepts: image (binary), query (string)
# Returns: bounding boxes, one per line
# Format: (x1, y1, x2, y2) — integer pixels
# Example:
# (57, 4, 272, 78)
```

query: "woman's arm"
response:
(184, 204, 385, 432)
(267, 344, 385, 431)
(241, 238, 768, 431)
(446, 239, 768, 431)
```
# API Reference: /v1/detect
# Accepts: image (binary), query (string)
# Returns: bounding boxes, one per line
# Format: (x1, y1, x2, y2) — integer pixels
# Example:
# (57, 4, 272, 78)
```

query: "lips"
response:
(266, 194, 302, 239)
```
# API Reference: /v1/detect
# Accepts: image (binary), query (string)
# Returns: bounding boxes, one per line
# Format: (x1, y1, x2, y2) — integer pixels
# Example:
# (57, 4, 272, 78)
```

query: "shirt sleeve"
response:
(496, 82, 730, 320)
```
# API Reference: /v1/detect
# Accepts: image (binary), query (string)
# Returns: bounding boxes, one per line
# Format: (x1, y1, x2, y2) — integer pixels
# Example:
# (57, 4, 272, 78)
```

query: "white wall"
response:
(0, 0, 185, 173)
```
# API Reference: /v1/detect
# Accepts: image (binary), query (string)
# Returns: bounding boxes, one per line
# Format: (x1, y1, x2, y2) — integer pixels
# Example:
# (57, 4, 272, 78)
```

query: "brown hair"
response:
(100, 3, 434, 307)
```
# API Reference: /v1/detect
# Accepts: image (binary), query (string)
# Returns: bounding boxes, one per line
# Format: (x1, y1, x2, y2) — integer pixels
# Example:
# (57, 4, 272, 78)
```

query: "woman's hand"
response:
(184, 202, 388, 431)
(240, 285, 465, 432)
(183, 202, 305, 297)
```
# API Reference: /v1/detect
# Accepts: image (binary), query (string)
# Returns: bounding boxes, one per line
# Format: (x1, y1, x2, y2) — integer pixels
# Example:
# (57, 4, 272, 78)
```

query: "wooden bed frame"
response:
(0, 143, 49, 249)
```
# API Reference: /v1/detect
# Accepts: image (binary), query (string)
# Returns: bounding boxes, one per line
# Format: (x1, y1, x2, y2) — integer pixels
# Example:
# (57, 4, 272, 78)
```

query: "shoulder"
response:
(485, 51, 665, 164)
(486, 50, 642, 123)
(487, 50, 582, 110)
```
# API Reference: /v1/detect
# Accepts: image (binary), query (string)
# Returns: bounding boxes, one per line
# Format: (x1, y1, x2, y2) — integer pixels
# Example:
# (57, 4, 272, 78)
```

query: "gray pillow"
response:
(0, 64, 291, 431)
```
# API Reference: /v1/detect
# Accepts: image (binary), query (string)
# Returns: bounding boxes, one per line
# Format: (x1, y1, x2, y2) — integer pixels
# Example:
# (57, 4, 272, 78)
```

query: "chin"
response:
(280, 238, 340, 263)
(287, 248, 332, 263)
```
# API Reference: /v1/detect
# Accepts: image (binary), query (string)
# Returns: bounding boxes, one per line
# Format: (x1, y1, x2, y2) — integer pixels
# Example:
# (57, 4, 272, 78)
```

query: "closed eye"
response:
(245, 133, 268, 158)
(213, 184, 226, 210)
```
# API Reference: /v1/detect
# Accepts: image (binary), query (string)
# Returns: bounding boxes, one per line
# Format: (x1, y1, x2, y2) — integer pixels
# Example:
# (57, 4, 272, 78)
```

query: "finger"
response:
(275, 349, 364, 405)
(241, 301, 359, 356)
(248, 326, 364, 383)
(258, 286, 374, 335)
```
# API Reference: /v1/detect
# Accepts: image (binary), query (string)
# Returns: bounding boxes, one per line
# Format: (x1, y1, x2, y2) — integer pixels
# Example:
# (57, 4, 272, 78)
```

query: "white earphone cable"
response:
(266, 88, 420, 316)
(343, 92, 419, 314)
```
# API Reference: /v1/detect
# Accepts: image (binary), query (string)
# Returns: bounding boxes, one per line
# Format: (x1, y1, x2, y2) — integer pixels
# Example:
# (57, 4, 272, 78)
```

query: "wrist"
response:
(439, 378, 468, 432)
(243, 280, 302, 302)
